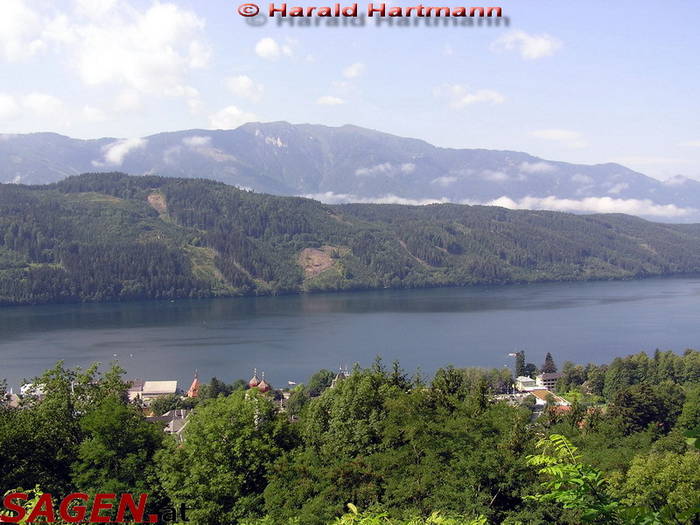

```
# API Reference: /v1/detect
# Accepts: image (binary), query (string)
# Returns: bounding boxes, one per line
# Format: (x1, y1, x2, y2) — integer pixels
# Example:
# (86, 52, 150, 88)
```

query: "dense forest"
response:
(2, 172, 700, 305)
(2, 350, 699, 524)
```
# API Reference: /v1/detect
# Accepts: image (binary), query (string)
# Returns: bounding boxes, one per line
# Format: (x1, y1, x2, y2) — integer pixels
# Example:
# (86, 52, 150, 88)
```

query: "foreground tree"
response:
(542, 353, 558, 374)
(527, 434, 700, 524)
(72, 396, 165, 494)
(157, 390, 293, 524)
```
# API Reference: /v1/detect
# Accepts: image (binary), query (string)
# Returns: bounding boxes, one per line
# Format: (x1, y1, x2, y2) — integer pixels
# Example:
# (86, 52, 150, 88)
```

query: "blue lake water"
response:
(1, 277, 699, 390)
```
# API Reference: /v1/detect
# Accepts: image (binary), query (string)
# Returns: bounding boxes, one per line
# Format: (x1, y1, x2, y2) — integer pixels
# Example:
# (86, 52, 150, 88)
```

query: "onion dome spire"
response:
(248, 368, 261, 388)
(186, 370, 200, 398)
(257, 371, 271, 393)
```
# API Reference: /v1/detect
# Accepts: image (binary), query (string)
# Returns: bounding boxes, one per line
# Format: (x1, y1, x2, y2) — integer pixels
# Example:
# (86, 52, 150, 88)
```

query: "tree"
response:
(613, 451, 700, 521)
(524, 362, 538, 378)
(677, 385, 700, 432)
(608, 382, 685, 435)
(157, 390, 292, 524)
(0, 361, 130, 495)
(527, 434, 700, 524)
(542, 353, 558, 374)
(515, 351, 526, 377)
(72, 396, 165, 497)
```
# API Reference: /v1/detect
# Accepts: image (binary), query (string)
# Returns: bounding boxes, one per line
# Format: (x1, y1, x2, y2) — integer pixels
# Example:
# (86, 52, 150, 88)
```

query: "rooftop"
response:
(142, 380, 178, 395)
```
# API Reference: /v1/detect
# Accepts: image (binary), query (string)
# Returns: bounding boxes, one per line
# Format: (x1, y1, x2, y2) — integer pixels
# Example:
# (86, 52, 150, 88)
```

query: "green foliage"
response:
(5, 173, 700, 304)
(677, 384, 700, 432)
(2, 352, 700, 525)
(542, 352, 557, 374)
(148, 393, 198, 415)
(527, 434, 700, 525)
(610, 451, 700, 517)
(608, 382, 685, 434)
(72, 396, 165, 494)
(333, 504, 487, 524)
(156, 390, 293, 524)
(527, 434, 621, 522)
(0, 361, 131, 494)
(0, 487, 45, 524)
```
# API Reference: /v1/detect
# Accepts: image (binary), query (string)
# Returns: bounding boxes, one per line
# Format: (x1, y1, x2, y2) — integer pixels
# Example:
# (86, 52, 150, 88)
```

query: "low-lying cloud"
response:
(484, 195, 695, 218)
(302, 191, 696, 218)
(93, 137, 147, 167)
(303, 192, 450, 206)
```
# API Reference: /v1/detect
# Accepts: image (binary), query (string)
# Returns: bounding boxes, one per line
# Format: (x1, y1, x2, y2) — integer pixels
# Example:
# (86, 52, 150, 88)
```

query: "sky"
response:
(1, 0, 700, 181)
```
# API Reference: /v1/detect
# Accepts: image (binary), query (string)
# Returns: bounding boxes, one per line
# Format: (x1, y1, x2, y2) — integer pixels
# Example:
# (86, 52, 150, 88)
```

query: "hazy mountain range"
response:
(2, 122, 699, 221)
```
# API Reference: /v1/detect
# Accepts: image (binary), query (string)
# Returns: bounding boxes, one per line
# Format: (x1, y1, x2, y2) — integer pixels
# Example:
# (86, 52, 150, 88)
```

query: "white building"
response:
(131, 380, 179, 403)
(515, 376, 537, 391)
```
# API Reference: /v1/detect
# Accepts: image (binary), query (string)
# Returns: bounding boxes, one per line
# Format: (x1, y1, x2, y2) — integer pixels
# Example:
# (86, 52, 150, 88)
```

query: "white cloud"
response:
(183, 135, 210, 147)
(531, 129, 587, 148)
(82, 105, 107, 122)
(355, 163, 393, 176)
(354, 162, 417, 177)
(664, 175, 690, 186)
(342, 62, 365, 79)
(484, 195, 694, 218)
(317, 95, 345, 106)
(607, 182, 629, 195)
(21, 93, 63, 116)
(0, 92, 64, 120)
(679, 140, 700, 148)
(481, 170, 510, 182)
(572, 173, 594, 185)
(434, 84, 505, 109)
(0, 94, 20, 120)
(70, 2, 209, 110)
(209, 105, 257, 130)
(114, 89, 142, 112)
(94, 137, 147, 167)
(74, 0, 118, 19)
(491, 30, 562, 60)
(226, 75, 264, 102)
(432, 176, 458, 187)
(0, 0, 46, 62)
(181, 135, 236, 162)
(519, 161, 556, 174)
(255, 37, 292, 60)
(303, 192, 450, 206)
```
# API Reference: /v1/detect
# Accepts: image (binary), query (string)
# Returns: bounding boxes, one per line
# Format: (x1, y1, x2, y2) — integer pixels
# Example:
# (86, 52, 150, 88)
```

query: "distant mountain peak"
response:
(1, 122, 699, 222)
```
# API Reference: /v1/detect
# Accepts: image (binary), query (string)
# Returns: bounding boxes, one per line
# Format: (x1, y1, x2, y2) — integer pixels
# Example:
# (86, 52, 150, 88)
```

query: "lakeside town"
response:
(3, 352, 575, 442)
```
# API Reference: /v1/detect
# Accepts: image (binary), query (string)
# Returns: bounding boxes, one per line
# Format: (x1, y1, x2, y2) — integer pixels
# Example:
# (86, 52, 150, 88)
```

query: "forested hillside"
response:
(2, 172, 700, 305)
(2, 350, 700, 524)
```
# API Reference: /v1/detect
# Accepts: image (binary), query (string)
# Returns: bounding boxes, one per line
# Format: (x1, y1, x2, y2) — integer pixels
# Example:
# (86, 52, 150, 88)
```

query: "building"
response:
(127, 379, 145, 402)
(257, 372, 271, 393)
(248, 369, 272, 393)
(2, 391, 21, 408)
(20, 383, 45, 398)
(331, 366, 350, 389)
(186, 371, 200, 398)
(248, 369, 261, 389)
(137, 380, 179, 402)
(529, 389, 571, 407)
(146, 409, 192, 443)
(536, 373, 563, 391)
(514, 376, 537, 391)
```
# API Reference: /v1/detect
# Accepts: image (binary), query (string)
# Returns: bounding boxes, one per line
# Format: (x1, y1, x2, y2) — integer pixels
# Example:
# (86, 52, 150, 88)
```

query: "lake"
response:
(1, 277, 699, 390)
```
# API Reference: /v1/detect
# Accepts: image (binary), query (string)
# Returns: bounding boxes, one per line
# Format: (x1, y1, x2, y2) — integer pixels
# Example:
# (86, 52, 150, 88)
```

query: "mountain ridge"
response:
(1, 122, 699, 221)
(2, 172, 700, 306)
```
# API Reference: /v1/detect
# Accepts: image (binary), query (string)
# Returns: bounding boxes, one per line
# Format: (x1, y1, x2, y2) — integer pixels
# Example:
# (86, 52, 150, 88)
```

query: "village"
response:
(3, 357, 573, 443)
